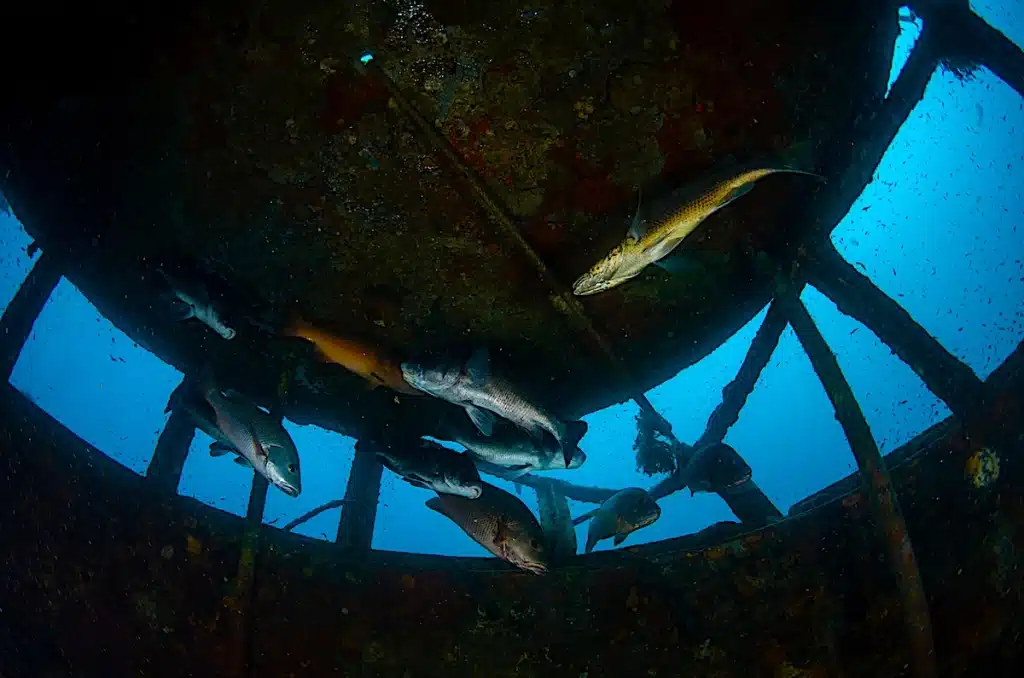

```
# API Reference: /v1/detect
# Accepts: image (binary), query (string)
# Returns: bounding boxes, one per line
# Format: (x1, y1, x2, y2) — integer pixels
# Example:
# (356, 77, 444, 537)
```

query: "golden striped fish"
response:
(572, 167, 823, 296)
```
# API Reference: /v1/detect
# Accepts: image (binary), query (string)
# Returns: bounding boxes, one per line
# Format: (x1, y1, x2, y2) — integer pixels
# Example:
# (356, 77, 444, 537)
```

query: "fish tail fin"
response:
(559, 419, 588, 468)
(281, 312, 312, 340)
(572, 509, 598, 526)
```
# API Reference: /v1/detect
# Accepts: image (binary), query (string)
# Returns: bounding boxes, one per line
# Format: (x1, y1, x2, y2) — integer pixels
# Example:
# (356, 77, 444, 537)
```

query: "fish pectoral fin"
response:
(644, 232, 690, 265)
(233, 456, 253, 467)
(209, 442, 234, 457)
(465, 405, 498, 436)
(572, 509, 598, 526)
(465, 347, 491, 383)
(612, 532, 629, 546)
(503, 465, 533, 481)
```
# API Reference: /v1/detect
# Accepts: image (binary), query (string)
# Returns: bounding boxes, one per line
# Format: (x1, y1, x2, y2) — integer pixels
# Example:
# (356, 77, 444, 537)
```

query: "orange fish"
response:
(283, 315, 419, 394)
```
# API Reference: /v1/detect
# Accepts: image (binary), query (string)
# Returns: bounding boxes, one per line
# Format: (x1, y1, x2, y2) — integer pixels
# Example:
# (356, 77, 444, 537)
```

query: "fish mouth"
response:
(277, 482, 300, 498)
(572, 274, 615, 297)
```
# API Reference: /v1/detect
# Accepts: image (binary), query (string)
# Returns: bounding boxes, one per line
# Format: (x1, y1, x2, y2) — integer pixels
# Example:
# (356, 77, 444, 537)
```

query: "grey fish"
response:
(572, 167, 824, 296)
(401, 348, 587, 468)
(158, 267, 236, 340)
(426, 481, 549, 574)
(452, 425, 587, 478)
(195, 370, 302, 497)
(364, 437, 483, 499)
(678, 442, 752, 495)
(573, 487, 661, 553)
(165, 380, 235, 451)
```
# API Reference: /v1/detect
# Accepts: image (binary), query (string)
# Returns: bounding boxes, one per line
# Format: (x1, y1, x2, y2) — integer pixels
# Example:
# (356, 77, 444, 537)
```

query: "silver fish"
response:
(452, 426, 587, 478)
(196, 371, 301, 497)
(401, 348, 587, 468)
(426, 481, 549, 574)
(159, 267, 236, 340)
(573, 487, 661, 553)
(367, 437, 484, 499)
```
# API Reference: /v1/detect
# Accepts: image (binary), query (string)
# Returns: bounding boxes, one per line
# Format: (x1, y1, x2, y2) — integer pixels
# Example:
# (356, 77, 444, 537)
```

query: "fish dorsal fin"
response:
(465, 347, 491, 383)
(425, 496, 447, 516)
(465, 404, 498, 436)
(627, 188, 645, 241)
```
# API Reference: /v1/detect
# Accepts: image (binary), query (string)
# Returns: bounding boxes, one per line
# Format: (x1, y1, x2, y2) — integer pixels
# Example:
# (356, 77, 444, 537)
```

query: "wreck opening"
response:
(1, 0, 1023, 676)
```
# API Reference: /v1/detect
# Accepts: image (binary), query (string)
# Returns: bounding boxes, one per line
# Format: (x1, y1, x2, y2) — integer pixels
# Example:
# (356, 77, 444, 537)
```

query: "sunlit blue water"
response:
(1, 5, 1022, 557)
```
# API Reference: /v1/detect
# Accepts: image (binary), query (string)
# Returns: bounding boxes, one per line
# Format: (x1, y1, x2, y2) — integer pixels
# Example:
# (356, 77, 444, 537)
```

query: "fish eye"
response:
(287, 463, 296, 473)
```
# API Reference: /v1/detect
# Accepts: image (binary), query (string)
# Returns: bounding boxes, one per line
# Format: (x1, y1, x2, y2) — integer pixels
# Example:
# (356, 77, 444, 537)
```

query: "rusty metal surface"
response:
(2, 369, 1022, 677)
(0, 0, 897, 436)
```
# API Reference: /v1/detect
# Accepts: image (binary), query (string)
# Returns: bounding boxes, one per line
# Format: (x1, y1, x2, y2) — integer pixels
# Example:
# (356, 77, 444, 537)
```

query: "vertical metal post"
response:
(226, 473, 268, 678)
(336, 440, 383, 553)
(145, 403, 196, 494)
(782, 294, 936, 678)
(0, 251, 61, 380)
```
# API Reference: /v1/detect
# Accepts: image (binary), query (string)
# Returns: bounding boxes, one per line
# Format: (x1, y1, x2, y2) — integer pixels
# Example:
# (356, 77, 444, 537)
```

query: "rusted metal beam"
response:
(362, 58, 675, 441)
(781, 294, 936, 678)
(336, 440, 384, 553)
(0, 251, 61, 380)
(226, 473, 269, 678)
(695, 299, 791, 450)
(144, 404, 195, 494)
(791, 21, 939, 247)
(805, 243, 984, 419)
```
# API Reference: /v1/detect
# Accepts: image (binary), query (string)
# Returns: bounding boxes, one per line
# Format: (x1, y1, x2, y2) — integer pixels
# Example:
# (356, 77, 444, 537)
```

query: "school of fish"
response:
(160, 163, 801, 572)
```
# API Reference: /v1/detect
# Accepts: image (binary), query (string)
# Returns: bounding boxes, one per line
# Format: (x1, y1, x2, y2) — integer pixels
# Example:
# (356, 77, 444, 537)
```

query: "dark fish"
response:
(573, 487, 661, 553)
(402, 348, 587, 468)
(678, 442, 752, 495)
(426, 481, 549, 574)
(158, 267, 236, 340)
(365, 437, 483, 499)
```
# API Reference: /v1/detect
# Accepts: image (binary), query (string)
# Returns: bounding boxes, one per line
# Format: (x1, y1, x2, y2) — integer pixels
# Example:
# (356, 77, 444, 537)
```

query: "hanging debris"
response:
(633, 406, 679, 476)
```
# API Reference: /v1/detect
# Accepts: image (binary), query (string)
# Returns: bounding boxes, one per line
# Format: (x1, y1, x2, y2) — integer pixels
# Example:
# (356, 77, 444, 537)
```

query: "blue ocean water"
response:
(1, 5, 1021, 558)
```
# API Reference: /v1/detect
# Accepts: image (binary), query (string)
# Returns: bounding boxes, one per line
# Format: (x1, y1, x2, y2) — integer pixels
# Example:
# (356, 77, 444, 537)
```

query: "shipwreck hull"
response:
(1, 350, 1022, 677)
(0, 0, 898, 433)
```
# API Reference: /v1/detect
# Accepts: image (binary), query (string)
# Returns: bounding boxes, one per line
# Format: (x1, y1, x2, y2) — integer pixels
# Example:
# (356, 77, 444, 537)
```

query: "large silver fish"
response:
(364, 437, 484, 499)
(451, 425, 587, 479)
(158, 267, 236, 340)
(572, 167, 823, 296)
(574, 487, 661, 553)
(426, 481, 549, 574)
(195, 371, 302, 498)
(401, 348, 587, 468)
